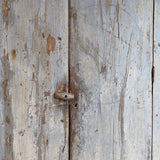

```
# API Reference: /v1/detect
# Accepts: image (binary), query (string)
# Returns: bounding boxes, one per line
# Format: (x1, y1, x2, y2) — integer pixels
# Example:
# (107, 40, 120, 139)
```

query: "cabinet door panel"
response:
(69, 0, 153, 159)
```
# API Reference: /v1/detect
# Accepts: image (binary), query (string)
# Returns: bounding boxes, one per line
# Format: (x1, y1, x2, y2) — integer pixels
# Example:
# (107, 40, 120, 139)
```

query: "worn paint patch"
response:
(18, 130, 25, 136)
(3, 1, 10, 17)
(47, 35, 55, 54)
(5, 21, 8, 30)
(10, 152, 13, 160)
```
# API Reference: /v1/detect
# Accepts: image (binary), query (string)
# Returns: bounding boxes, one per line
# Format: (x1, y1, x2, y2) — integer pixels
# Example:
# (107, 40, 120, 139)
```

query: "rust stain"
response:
(47, 34, 55, 54)
(3, 79, 8, 102)
(11, 49, 16, 60)
(3, 1, 10, 17)
(59, 101, 66, 105)
(6, 116, 10, 124)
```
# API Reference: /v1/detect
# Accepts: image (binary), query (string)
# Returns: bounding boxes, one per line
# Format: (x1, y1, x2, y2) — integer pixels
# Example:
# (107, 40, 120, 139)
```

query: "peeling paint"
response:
(47, 35, 55, 54)
(57, 36, 62, 40)
(6, 116, 10, 124)
(3, 1, 10, 17)
(42, 32, 45, 38)
(11, 49, 16, 60)
(101, 65, 106, 73)
(44, 91, 50, 97)
(2, 79, 8, 102)
(41, 104, 47, 124)
(10, 152, 13, 160)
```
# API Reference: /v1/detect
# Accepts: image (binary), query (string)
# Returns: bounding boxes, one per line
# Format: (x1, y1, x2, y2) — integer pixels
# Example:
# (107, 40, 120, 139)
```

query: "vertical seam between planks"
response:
(68, 0, 71, 159)
(151, 0, 155, 160)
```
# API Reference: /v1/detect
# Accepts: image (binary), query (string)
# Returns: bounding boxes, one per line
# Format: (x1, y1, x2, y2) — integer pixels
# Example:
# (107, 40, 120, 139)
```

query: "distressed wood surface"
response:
(69, 0, 153, 159)
(0, 0, 68, 160)
(153, 1, 160, 160)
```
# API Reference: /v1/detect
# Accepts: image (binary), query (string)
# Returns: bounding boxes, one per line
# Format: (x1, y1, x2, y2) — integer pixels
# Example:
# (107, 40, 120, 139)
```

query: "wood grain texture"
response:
(153, 1, 160, 160)
(0, 0, 68, 160)
(69, 0, 153, 159)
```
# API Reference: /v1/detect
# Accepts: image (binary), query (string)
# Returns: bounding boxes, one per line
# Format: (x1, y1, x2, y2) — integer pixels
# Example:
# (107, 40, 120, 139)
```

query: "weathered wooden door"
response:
(0, 0, 69, 159)
(0, 0, 159, 160)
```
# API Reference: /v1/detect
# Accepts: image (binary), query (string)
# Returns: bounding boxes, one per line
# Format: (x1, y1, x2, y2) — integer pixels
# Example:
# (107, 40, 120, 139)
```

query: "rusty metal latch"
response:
(54, 91, 74, 101)
(54, 85, 74, 101)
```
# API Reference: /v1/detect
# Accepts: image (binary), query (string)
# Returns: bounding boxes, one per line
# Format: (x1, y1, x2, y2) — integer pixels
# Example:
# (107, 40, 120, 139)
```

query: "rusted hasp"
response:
(54, 92, 74, 101)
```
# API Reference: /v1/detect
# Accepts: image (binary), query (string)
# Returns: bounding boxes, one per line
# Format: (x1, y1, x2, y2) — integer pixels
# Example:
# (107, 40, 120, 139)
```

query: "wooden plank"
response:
(69, 0, 153, 159)
(153, 1, 160, 160)
(0, 0, 68, 159)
